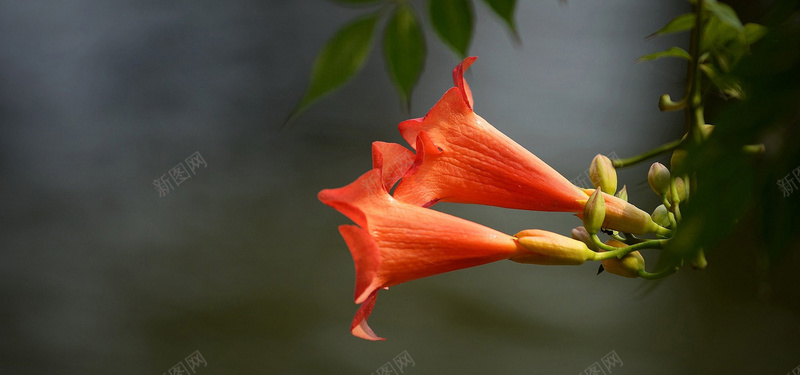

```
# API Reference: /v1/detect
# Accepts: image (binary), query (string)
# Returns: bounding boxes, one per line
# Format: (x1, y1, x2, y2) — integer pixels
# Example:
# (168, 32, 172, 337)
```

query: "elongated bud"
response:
(589, 154, 617, 194)
(615, 185, 628, 202)
(571, 226, 597, 250)
(599, 239, 645, 278)
(699, 124, 714, 139)
(648, 162, 671, 196)
(578, 189, 665, 235)
(670, 149, 687, 171)
(651, 204, 671, 228)
(512, 229, 595, 265)
(674, 177, 687, 202)
(583, 189, 606, 234)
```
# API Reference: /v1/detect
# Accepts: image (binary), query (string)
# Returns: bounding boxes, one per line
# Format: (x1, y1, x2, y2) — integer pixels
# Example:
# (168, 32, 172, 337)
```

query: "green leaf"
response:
(648, 13, 695, 38)
(480, 0, 519, 39)
(429, 0, 474, 58)
(743, 23, 767, 45)
(700, 64, 744, 99)
(384, 4, 426, 109)
(705, 1, 743, 30)
(289, 13, 379, 122)
(704, 15, 740, 49)
(636, 47, 692, 62)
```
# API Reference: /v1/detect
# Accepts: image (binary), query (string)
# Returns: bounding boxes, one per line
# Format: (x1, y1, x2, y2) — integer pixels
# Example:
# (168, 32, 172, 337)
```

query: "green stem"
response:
(612, 139, 683, 168)
(686, 0, 705, 143)
(590, 234, 664, 260)
(669, 179, 683, 222)
(638, 266, 680, 280)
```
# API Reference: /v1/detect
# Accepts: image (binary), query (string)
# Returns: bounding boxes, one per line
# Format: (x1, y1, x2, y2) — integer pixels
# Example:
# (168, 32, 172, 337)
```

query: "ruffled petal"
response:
(350, 290, 384, 341)
(318, 169, 388, 228)
(371, 142, 415, 192)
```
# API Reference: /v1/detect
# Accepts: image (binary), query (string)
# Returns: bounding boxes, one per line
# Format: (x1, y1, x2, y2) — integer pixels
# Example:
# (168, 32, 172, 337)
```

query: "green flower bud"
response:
(589, 154, 617, 195)
(600, 239, 645, 278)
(513, 229, 595, 265)
(648, 162, 671, 196)
(674, 177, 687, 202)
(583, 189, 606, 234)
(615, 185, 628, 202)
(670, 149, 686, 171)
(651, 204, 671, 228)
(699, 124, 714, 139)
(570, 226, 598, 250)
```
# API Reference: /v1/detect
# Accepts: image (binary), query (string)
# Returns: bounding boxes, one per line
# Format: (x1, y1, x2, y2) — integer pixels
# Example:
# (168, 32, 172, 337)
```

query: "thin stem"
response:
(623, 234, 647, 245)
(638, 266, 680, 280)
(669, 179, 683, 222)
(612, 139, 683, 168)
(686, 0, 705, 143)
(590, 234, 665, 261)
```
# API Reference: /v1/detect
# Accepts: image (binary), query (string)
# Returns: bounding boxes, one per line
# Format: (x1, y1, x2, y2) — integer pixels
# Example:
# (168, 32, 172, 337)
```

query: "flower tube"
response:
(319, 143, 597, 340)
(393, 57, 663, 235)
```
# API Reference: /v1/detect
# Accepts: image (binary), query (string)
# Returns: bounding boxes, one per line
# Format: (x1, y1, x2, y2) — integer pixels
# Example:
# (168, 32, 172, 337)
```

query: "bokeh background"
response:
(1, 1, 798, 374)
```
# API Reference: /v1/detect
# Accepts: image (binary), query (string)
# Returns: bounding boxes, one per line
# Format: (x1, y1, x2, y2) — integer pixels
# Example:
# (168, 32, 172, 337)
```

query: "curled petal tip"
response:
(351, 291, 385, 341)
(453, 56, 478, 110)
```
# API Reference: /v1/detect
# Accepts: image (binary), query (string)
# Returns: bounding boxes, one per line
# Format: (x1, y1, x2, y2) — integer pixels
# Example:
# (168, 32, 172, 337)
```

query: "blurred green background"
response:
(1, 1, 798, 374)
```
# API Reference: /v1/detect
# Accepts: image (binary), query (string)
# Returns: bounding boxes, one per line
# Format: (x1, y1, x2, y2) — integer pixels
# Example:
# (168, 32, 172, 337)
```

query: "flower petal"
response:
(453, 56, 477, 110)
(371, 141, 415, 191)
(350, 290, 384, 341)
(318, 169, 387, 228)
(339, 225, 381, 304)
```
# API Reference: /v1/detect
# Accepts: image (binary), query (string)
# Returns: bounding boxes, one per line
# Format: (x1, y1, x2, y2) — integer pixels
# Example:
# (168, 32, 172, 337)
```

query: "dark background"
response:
(1, 1, 798, 374)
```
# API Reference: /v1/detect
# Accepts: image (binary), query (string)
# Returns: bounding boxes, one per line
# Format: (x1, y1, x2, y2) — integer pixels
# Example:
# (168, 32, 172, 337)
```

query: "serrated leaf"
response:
(705, 1, 743, 30)
(429, 0, 474, 58)
(384, 4, 426, 108)
(289, 13, 379, 122)
(480, 0, 519, 40)
(743, 23, 767, 45)
(648, 13, 695, 38)
(636, 47, 691, 62)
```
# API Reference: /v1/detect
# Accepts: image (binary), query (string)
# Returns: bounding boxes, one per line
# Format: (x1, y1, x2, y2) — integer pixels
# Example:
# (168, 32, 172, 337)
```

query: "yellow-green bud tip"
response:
(648, 162, 671, 196)
(615, 185, 628, 202)
(583, 189, 606, 234)
(589, 154, 617, 195)
(651, 204, 671, 228)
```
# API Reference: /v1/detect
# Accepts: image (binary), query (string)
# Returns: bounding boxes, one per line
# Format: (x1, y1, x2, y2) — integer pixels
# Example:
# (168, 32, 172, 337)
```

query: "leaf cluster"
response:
(287, 0, 520, 124)
(640, 0, 767, 99)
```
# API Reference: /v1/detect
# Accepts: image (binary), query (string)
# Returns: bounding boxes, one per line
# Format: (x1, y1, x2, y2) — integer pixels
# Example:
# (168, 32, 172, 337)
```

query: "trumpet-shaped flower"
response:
(393, 57, 662, 235)
(318, 142, 597, 340)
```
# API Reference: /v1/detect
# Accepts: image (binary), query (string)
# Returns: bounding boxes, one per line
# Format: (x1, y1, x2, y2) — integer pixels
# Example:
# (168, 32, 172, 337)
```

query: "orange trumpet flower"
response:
(319, 142, 596, 340)
(393, 57, 661, 235)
